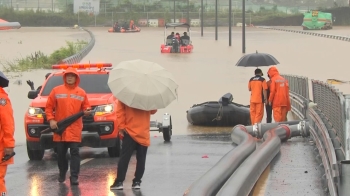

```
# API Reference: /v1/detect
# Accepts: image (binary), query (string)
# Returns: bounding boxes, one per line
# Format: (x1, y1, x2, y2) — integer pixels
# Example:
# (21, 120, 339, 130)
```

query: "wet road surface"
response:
(3, 26, 350, 195)
(8, 134, 234, 196)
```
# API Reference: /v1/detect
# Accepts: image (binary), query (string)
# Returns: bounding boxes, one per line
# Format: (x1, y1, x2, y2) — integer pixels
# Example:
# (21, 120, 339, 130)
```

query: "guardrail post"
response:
(339, 160, 350, 196)
(344, 95, 350, 160)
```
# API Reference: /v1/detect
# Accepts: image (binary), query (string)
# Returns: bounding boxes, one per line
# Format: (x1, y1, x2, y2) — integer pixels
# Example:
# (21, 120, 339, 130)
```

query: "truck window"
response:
(41, 74, 112, 96)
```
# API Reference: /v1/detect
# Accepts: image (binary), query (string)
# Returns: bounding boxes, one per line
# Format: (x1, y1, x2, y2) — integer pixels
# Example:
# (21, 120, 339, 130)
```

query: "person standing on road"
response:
(265, 73, 273, 123)
(110, 100, 157, 190)
(267, 66, 291, 122)
(248, 68, 268, 125)
(0, 79, 15, 196)
(45, 67, 91, 185)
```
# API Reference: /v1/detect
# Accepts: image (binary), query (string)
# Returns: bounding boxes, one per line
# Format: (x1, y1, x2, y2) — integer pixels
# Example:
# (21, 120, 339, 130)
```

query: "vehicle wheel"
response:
(163, 127, 172, 142)
(26, 142, 44, 161)
(108, 138, 121, 157)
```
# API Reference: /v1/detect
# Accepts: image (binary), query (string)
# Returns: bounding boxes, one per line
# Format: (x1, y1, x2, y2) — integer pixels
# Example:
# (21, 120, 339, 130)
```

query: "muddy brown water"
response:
(1, 26, 350, 144)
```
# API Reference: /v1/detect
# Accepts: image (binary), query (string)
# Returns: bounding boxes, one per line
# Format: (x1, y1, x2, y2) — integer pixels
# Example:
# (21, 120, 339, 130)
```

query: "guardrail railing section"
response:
(62, 28, 96, 64)
(312, 80, 346, 161)
(282, 74, 309, 120)
(283, 74, 340, 195)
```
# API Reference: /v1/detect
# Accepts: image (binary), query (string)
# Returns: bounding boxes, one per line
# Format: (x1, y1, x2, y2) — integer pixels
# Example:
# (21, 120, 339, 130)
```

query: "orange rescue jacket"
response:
(0, 88, 15, 165)
(45, 68, 91, 142)
(267, 66, 291, 110)
(116, 101, 157, 147)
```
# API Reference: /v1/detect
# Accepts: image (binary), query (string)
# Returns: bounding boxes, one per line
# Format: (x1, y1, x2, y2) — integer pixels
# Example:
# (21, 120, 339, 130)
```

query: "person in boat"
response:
(129, 20, 136, 30)
(180, 32, 190, 45)
(175, 32, 181, 42)
(122, 22, 129, 30)
(166, 32, 175, 46)
(248, 68, 268, 125)
(113, 22, 120, 32)
(167, 32, 174, 39)
(265, 73, 272, 123)
(267, 66, 291, 122)
(171, 35, 180, 53)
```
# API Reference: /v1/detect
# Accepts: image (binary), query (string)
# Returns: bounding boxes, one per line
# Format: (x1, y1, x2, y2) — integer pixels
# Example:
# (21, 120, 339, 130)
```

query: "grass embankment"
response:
(1, 40, 87, 72)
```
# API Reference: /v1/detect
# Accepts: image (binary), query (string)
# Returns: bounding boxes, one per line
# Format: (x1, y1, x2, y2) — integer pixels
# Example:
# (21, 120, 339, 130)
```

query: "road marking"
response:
(252, 164, 271, 196)
(81, 158, 94, 165)
(67, 158, 94, 172)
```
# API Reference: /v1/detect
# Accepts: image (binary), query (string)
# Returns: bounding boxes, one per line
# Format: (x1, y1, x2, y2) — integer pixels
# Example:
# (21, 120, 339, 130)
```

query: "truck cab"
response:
(25, 63, 121, 160)
(302, 10, 333, 30)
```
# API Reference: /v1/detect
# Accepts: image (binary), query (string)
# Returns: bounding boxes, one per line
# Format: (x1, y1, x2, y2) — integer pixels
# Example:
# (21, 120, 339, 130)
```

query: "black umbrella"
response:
(41, 111, 85, 135)
(236, 50, 280, 67)
(0, 71, 9, 88)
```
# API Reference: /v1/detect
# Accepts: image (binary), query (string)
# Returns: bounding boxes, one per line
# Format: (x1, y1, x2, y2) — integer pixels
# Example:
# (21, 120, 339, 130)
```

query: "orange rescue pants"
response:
(273, 106, 288, 122)
(0, 165, 7, 194)
(250, 103, 264, 125)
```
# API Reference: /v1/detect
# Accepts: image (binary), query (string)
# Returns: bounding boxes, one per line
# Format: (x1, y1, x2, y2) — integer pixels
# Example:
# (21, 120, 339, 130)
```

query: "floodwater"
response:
(2, 26, 350, 142)
(1, 26, 349, 195)
(81, 26, 350, 135)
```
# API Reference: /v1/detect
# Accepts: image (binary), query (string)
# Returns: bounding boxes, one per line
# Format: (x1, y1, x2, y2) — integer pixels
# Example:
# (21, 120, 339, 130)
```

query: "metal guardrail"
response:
(256, 26, 350, 42)
(61, 28, 95, 64)
(312, 80, 347, 160)
(282, 74, 340, 196)
(282, 75, 309, 120)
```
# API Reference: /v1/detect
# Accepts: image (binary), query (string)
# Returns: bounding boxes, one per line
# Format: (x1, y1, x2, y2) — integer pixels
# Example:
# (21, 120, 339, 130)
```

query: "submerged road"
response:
(4, 26, 350, 195)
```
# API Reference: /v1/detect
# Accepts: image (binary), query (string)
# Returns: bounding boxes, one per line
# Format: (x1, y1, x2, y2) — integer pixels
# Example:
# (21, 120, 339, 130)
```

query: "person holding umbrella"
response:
(45, 67, 91, 185)
(107, 59, 178, 190)
(248, 68, 268, 125)
(0, 71, 15, 196)
(235, 50, 280, 124)
(267, 66, 291, 122)
(110, 101, 157, 190)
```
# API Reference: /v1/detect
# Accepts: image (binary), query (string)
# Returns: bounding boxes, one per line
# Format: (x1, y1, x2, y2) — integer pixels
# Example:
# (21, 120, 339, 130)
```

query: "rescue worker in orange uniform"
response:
(45, 67, 91, 185)
(265, 74, 273, 123)
(110, 101, 157, 190)
(0, 82, 15, 195)
(267, 66, 291, 122)
(248, 68, 268, 125)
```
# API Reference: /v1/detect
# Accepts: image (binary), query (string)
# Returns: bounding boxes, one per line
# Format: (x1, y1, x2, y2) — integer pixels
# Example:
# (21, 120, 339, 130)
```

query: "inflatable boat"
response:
(108, 27, 141, 33)
(186, 93, 251, 126)
(0, 18, 21, 30)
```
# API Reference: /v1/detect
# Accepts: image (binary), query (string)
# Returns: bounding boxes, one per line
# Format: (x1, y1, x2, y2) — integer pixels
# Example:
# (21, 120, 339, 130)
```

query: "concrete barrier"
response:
(190, 19, 200, 27)
(138, 19, 148, 27)
(148, 19, 158, 27)
(256, 26, 350, 42)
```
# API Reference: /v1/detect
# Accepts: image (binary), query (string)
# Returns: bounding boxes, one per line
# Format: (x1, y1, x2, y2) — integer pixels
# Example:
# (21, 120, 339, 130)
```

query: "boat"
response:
(0, 18, 21, 30)
(108, 20, 141, 33)
(186, 93, 251, 126)
(160, 23, 193, 53)
(108, 27, 141, 33)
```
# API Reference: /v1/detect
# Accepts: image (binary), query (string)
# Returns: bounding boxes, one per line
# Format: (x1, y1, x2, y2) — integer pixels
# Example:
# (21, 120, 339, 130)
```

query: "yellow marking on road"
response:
(252, 164, 271, 196)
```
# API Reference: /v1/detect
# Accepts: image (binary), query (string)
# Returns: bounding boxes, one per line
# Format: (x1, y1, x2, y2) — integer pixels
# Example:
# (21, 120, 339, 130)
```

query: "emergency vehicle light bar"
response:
(51, 63, 112, 69)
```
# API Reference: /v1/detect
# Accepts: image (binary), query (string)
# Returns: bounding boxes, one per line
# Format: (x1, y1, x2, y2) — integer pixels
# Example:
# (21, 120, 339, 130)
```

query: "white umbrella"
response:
(107, 59, 178, 110)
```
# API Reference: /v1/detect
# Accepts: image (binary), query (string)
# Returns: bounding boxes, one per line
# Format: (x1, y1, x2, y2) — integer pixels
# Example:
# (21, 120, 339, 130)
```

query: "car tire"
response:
(108, 138, 121, 157)
(27, 141, 45, 161)
(163, 127, 172, 142)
